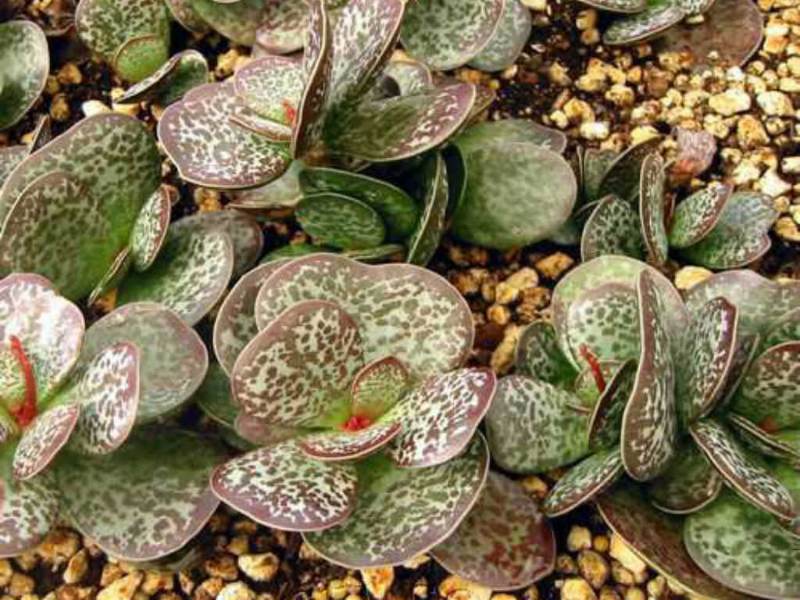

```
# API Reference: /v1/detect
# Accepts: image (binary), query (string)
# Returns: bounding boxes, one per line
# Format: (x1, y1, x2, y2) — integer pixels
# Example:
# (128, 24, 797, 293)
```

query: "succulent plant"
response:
(400, 0, 532, 72)
(0, 20, 49, 131)
(574, 136, 778, 270)
(116, 49, 209, 107)
(0, 274, 220, 561)
(488, 255, 800, 598)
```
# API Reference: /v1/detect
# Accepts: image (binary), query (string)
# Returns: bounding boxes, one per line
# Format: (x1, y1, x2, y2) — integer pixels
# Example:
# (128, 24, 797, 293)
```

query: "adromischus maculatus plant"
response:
(0, 274, 221, 563)
(487, 255, 800, 598)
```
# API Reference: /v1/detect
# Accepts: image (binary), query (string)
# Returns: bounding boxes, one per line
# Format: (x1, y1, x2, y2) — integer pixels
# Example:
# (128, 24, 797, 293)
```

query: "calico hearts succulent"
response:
(488, 255, 800, 598)
(575, 136, 778, 270)
(0, 274, 221, 561)
(0, 20, 49, 131)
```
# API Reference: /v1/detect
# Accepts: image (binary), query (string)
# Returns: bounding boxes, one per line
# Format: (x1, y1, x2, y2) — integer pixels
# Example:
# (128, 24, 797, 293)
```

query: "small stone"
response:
(490, 324, 520, 374)
(204, 554, 238, 581)
(736, 115, 769, 148)
(226, 535, 249, 556)
(577, 551, 610, 589)
(609, 535, 646, 579)
(757, 91, 794, 115)
(564, 98, 596, 124)
(238, 553, 279, 583)
(760, 168, 792, 197)
(775, 216, 800, 241)
(547, 63, 572, 86)
(521, 0, 548, 10)
(534, 252, 574, 280)
(140, 571, 174, 595)
(49, 93, 71, 121)
(623, 588, 644, 600)
(592, 535, 609, 553)
(556, 554, 578, 575)
(646, 575, 667, 598)
(0, 560, 12, 587)
(215, 48, 244, 78)
(782, 156, 800, 173)
(492, 596, 516, 600)
(549, 110, 569, 129)
(97, 573, 144, 600)
(708, 88, 752, 116)
(576, 9, 597, 29)
(193, 188, 222, 212)
(674, 266, 713, 290)
(561, 578, 597, 600)
(402, 555, 431, 570)
(63, 550, 89, 584)
(81, 100, 111, 117)
(610, 563, 634, 586)
(8, 574, 35, 597)
(732, 159, 762, 185)
(412, 579, 428, 599)
(579, 121, 610, 140)
(361, 567, 394, 599)
(194, 578, 224, 600)
(521, 475, 549, 500)
(597, 589, 620, 600)
(487, 304, 511, 326)
(567, 526, 593, 552)
(605, 84, 635, 107)
(101, 563, 126, 587)
(56, 63, 83, 86)
(329, 581, 349, 600)
(217, 583, 255, 600)
(438, 576, 491, 600)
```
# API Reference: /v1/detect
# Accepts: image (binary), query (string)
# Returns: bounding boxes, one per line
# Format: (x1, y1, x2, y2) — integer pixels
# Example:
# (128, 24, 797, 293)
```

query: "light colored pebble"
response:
(238, 553, 280, 582)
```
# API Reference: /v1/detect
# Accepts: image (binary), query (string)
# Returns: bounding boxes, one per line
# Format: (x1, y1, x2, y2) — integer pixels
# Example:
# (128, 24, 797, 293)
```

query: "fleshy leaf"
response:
(544, 449, 624, 516)
(230, 105, 294, 141)
(130, 186, 171, 272)
(603, 3, 686, 46)
(582, 148, 618, 201)
(233, 55, 304, 123)
(727, 413, 800, 462)
(668, 183, 732, 248)
(406, 152, 448, 266)
(639, 152, 668, 266)
(58, 342, 140, 455)
(0, 465, 58, 558)
(383, 59, 433, 96)
(648, 443, 723, 514)
(230, 160, 304, 210)
(256, 0, 307, 54)
(384, 368, 495, 468)
(596, 485, 751, 600)
(731, 341, 800, 429)
(597, 136, 662, 201)
(432, 471, 555, 590)
(455, 118, 569, 155)
(158, 80, 291, 189)
(0, 21, 49, 130)
(588, 360, 636, 450)
(469, 0, 532, 72)
(112, 34, 170, 84)
(0, 274, 85, 400)
(232, 300, 364, 427)
(681, 191, 777, 269)
(677, 297, 738, 424)
(486, 375, 589, 473)
(165, 0, 209, 33)
(350, 357, 410, 420)
(13, 404, 80, 480)
(194, 362, 236, 428)
(763, 307, 800, 348)
(450, 141, 576, 250)
(581, 195, 646, 261)
(56, 428, 222, 561)
(235, 413, 306, 447)
(87, 249, 131, 307)
(186, 0, 262, 45)
(400, 0, 504, 70)
(254, 254, 474, 379)
(0, 146, 28, 188)
(299, 422, 402, 462)
(299, 167, 420, 241)
(303, 434, 489, 567)
(117, 225, 234, 325)
(690, 418, 796, 519)
(684, 491, 800, 599)
(671, 127, 717, 180)
(621, 270, 677, 481)
(211, 440, 358, 531)
(515, 321, 577, 386)
(117, 49, 209, 106)
(576, 0, 646, 12)
(296, 193, 386, 251)
(326, 83, 476, 162)
(81, 302, 208, 423)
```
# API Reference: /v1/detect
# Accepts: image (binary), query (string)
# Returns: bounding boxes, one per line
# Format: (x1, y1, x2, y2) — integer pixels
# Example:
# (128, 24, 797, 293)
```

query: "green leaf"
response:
(455, 118, 568, 155)
(690, 418, 796, 519)
(0, 146, 28, 188)
(639, 152, 669, 266)
(350, 356, 410, 420)
(257, 0, 308, 54)
(232, 300, 364, 428)
(326, 83, 476, 162)
(681, 191, 777, 269)
(450, 141, 576, 250)
(668, 183, 732, 248)
(299, 167, 420, 241)
(0, 273, 84, 400)
(118, 49, 209, 106)
(299, 422, 402, 462)
(186, 0, 262, 45)
(603, 3, 686, 45)
(56, 428, 222, 561)
(81, 302, 208, 423)
(621, 270, 677, 481)
(383, 59, 433, 96)
(544, 449, 624, 516)
(400, 0, 505, 70)
(596, 485, 751, 600)
(230, 106, 293, 141)
(581, 195, 646, 261)
(233, 55, 304, 123)
(164, 0, 209, 34)
(297, 193, 386, 250)
(673, 127, 717, 177)
(684, 491, 800, 599)
(406, 152, 448, 266)
(0, 21, 49, 130)
(515, 321, 577, 386)
(597, 136, 662, 201)
(582, 148, 618, 202)
(0, 459, 59, 558)
(648, 443, 723, 513)
(113, 34, 170, 84)
(194, 362, 237, 428)
(13, 404, 79, 480)
(469, 0, 532, 72)
(158, 80, 291, 189)
(87, 249, 131, 306)
(588, 360, 636, 450)
(486, 375, 589, 473)
(727, 413, 800, 463)
(130, 187, 171, 272)
(0, 114, 161, 300)
(576, 0, 646, 12)
(763, 307, 800, 348)
(211, 439, 358, 531)
(254, 254, 474, 380)
(117, 224, 234, 325)
(432, 471, 555, 590)
(303, 434, 489, 567)
(384, 368, 496, 467)
(230, 160, 304, 210)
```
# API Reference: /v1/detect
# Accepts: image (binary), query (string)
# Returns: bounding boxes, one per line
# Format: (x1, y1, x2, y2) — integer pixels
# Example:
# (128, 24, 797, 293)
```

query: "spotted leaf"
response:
(0, 146, 28, 188)
(297, 193, 386, 251)
(515, 321, 577, 386)
(597, 136, 662, 201)
(0, 21, 48, 130)
(545, 449, 625, 517)
(669, 183, 732, 248)
(486, 375, 589, 473)
(130, 186, 171, 272)
(211, 440, 358, 531)
(382, 59, 433, 96)
(194, 362, 236, 428)
(405, 152, 448, 266)
(648, 443, 723, 514)
(56, 428, 222, 561)
(455, 118, 569, 155)
(671, 127, 717, 180)
(233, 55, 304, 125)
(117, 49, 209, 106)
(304, 434, 489, 567)
(185, 0, 262, 45)
(639, 152, 669, 266)
(469, 0, 532, 71)
(230, 161, 304, 210)
(81, 302, 208, 423)
(87, 249, 131, 307)
(13, 404, 80, 480)
(603, 3, 687, 46)
(727, 413, 800, 462)
(165, 0, 208, 33)
(581, 195, 646, 262)
(256, 0, 307, 54)
(621, 270, 677, 481)
(582, 148, 618, 201)
(576, 0, 645, 12)
(254, 254, 474, 379)
(0, 462, 58, 557)
(588, 360, 636, 450)
(299, 422, 402, 462)
(350, 357, 410, 421)
(432, 471, 555, 590)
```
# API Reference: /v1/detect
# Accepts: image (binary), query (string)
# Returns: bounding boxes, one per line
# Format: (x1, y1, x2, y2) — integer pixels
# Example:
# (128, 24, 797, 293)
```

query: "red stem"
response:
(8, 336, 37, 428)
(341, 414, 372, 432)
(282, 100, 297, 126)
(579, 344, 606, 394)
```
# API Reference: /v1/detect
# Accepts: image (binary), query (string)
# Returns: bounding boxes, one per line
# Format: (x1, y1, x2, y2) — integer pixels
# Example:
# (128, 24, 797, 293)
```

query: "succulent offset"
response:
(488, 255, 800, 597)
(0, 274, 220, 561)
(0, 20, 49, 131)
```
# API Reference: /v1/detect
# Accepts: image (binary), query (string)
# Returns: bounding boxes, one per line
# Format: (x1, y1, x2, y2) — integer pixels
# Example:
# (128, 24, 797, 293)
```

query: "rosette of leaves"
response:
(487, 255, 800, 598)
(0, 20, 49, 130)
(205, 252, 501, 567)
(575, 137, 778, 270)
(0, 274, 220, 561)
(400, 0, 532, 72)
(75, 0, 171, 82)
(158, 0, 478, 191)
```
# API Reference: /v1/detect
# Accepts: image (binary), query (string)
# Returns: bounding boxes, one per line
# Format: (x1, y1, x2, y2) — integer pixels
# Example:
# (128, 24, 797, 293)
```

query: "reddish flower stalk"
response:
(579, 343, 606, 394)
(282, 100, 297, 126)
(8, 336, 37, 428)
(341, 414, 372, 432)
